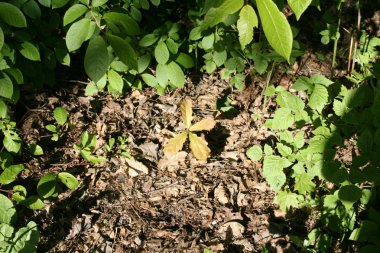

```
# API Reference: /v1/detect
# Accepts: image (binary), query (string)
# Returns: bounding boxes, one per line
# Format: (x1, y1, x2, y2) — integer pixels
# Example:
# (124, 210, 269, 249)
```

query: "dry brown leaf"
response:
(189, 118, 216, 132)
(163, 132, 187, 156)
(180, 97, 193, 128)
(188, 132, 210, 161)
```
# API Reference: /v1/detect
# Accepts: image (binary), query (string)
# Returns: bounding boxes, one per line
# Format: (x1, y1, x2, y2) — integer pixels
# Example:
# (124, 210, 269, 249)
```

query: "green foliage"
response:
(74, 131, 106, 164)
(45, 107, 68, 141)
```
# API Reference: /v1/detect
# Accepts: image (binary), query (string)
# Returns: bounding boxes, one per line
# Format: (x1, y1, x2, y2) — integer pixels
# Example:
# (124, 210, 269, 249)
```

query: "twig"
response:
(351, 1, 361, 73)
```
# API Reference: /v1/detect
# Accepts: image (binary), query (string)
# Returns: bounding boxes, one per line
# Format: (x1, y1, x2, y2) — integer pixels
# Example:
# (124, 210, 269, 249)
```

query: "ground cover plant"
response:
(0, 0, 380, 252)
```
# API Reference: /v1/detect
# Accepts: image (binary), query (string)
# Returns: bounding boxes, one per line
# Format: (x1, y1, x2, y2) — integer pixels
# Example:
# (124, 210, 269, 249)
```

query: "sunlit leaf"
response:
(163, 132, 187, 156)
(84, 35, 109, 83)
(288, 0, 312, 20)
(189, 132, 211, 161)
(0, 2, 27, 28)
(58, 172, 79, 190)
(201, 0, 244, 30)
(180, 97, 193, 128)
(189, 118, 216, 132)
(274, 189, 302, 211)
(237, 5, 258, 49)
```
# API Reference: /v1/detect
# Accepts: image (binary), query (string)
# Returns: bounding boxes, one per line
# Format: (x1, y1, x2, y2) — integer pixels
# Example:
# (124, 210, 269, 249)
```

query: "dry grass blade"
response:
(164, 132, 188, 156)
(189, 118, 216, 132)
(180, 97, 193, 128)
(189, 132, 210, 161)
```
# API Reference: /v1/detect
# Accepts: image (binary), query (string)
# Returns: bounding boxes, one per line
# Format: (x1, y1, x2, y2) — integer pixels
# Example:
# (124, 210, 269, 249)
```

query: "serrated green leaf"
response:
(155, 41, 170, 64)
(0, 193, 16, 224)
(63, 4, 87, 26)
(263, 155, 290, 190)
(167, 61, 185, 88)
(256, 0, 292, 61)
(213, 50, 227, 67)
(237, 5, 258, 49)
(201, 0, 244, 30)
(277, 143, 292, 157)
(309, 84, 328, 112)
(27, 144, 44, 156)
(0, 2, 27, 28)
(246, 145, 263, 161)
(107, 69, 124, 95)
(274, 189, 301, 211)
(189, 26, 202, 40)
(288, 0, 312, 20)
(271, 108, 294, 130)
(294, 131, 305, 149)
(309, 74, 333, 86)
(0, 164, 24, 185)
(53, 107, 68, 125)
(84, 36, 109, 83)
(103, 12, 140, 35)
(294, 173, 315, 194)
(37, 173, 58, 199)
(0, 73, 13, 99)
(338, 185, 362, 210)
(107, 34, 137, 70)
(66, 18, 95, 52)
(276, 91, 305, 111)
(292, 76, 313, 92)
(58, 172, 79, 190)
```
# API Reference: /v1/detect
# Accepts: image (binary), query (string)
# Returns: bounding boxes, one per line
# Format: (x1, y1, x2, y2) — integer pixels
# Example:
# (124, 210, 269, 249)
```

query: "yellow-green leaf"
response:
(288, 0, 312, 20)
(237, 5, 258, 49)
(180, 97, 193, 128)
(164, 132, 188, 156)
(201, 0, 244, 30)
(256, 0, 293, 62)
(189, 132, 210, 161)
(189, 118, 216, 132)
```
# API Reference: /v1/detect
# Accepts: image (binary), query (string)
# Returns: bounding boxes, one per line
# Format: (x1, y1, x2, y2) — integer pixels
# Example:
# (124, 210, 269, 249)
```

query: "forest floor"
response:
(17, 51, 332, 253)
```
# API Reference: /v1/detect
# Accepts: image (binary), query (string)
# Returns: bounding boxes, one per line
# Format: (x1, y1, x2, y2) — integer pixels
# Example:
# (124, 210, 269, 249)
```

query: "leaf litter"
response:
(16, 58, 328, 252)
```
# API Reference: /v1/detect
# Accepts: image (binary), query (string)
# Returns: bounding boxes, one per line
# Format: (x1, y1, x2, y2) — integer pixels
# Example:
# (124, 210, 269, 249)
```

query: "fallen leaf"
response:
(139, 142, 159, 160)
(189, 132, 210, 161)
(189, 118, 216, 131)
(214, 184, 229, 205)
(180, 97, 193, 128)
(219, 221, 245, 239)
(126, 159, 149, 178)
(164, 132, 188, 156)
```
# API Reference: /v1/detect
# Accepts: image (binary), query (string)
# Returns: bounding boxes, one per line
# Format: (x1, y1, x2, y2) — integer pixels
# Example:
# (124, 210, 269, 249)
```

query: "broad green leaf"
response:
(52, 0, 70, 8)
(0, 73, 13, 99)
(53, 107, 68, 125)
(294, 131, 305, 149)
(38, 0, 51, 7)
(294, 173, 315, 194)
(3, 133, 21, 153)
(151, 0, 160, 6)
(0, 99, 7, 118)
(55, 48, 71, 66)
(263, 155, 290, 190)
(45, 124, 57, 133)
(338, 185, 362, 210)
(0, 2, 27, 28)
(130, 5, 142, 22)
(201, 0, 244, 30)
(85, 82, 98, 96)
(107, 69, 124, 95)
(164, 132, 187, 156)
(12, 185, 27, 203)
(66, 18, 95, 52)
(84, 36, 109, 83)
(27, 144, 44, 155)
(107, 34, 138, 70)
(271, 108, 294, 130)
(58, 172, 79, 190)
(92, 0, 108, 7)
(189, 132, 211, 161)
(139, 34, 159, 47)
(189, 118, 216, 132)
(201, 33, 214, 50)
(349, 220, 378, 242)
(167, 61, 185, 88)
(181, 97, 193, 128)
(309, 84, 328, 112)
(11, 221, 39, 252)
(18, 41, 40, 61)
(63, 4, 87, 26)
(277, 143, 292, 157)
(288, 0, 312, 20)
(189, 26, 202, 40)
(141, 73, 158, 88)
(137, 54, 151, 73)
(274, 189, 301, 211)
(4, 68, 23, 85)
(166, 38, 178, 54)
(22, 0, 41, 19)
(246, 145, 263, 161)
(155, 41, 170, 64)
(37, 173, 58, 199)
(156, 63, 169, 87)
(276, 91, 305, 111)
(175, 53, 194, 69)
(213, 50, 227, 67)
(20, 195, 45, 210)
(256, 0, 293, 61)
(0, 164, 24, 185)
(0, 194, 16, 224)
(237, 5, 258, 49)
(292, 76, 313, 92)
(103, 12, 140, 35)
(309, 74, 333, 86)
(0, 27, 3, 50)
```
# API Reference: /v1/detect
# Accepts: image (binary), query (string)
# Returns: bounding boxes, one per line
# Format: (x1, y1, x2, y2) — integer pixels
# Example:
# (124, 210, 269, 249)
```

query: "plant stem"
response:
(261, 62, 275, 110)
(331, 12, 341, 78)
